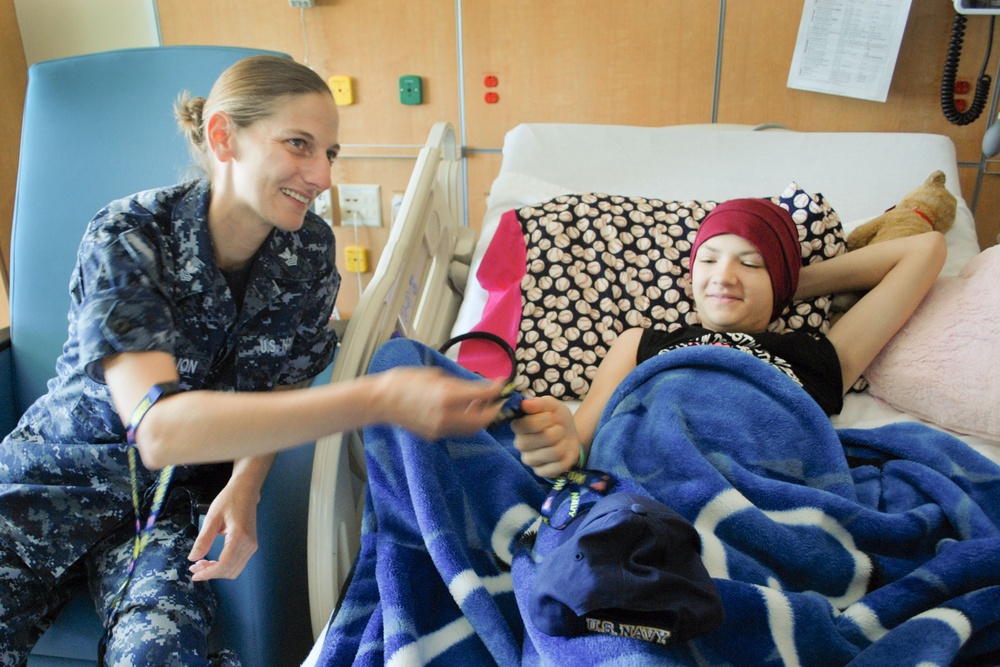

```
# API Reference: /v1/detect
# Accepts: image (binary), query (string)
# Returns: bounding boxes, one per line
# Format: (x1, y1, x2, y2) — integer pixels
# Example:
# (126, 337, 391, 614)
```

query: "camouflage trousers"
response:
(0, 493, 240, 667)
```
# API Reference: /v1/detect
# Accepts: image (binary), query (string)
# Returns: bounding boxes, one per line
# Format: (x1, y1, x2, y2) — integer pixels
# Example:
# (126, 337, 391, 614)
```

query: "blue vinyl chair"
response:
(5, 46, 320, 667)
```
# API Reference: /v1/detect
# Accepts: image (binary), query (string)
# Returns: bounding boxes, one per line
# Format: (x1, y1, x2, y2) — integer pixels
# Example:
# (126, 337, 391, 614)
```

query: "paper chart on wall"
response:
(787, 0, 913, 103)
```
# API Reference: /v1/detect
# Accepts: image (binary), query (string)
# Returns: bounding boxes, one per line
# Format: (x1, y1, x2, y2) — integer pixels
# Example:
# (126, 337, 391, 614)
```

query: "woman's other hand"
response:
(186, 464, 263, 582)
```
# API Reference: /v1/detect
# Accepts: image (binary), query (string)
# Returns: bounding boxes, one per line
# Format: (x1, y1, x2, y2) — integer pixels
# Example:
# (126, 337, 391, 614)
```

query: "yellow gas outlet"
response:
(345, 246, 368, 273)
(328, 75, 353, 106)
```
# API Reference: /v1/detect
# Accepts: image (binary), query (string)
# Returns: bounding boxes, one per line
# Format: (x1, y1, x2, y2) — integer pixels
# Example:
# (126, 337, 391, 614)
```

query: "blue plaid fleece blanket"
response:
(314, 338, 1000, 666)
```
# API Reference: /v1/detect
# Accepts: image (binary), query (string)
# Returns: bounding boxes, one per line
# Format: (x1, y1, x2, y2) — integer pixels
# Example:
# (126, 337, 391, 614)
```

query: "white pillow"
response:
(864, 245, 1000, 440)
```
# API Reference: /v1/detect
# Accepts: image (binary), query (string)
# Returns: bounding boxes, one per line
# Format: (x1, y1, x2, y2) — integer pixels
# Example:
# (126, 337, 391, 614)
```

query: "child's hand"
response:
(511, 396, 583, 478)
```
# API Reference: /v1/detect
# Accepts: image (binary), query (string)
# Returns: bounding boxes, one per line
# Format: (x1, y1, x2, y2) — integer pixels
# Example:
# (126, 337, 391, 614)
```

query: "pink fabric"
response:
(456, 210, 526, 380)
(865, 245, 1000, 440)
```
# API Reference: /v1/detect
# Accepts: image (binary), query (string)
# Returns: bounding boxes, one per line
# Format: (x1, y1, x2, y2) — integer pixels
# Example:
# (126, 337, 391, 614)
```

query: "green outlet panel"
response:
(399, 75, 423, 105)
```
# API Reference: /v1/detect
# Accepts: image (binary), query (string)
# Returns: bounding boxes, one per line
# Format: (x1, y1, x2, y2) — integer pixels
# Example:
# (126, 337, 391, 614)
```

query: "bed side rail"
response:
(306, 122, 467, 638)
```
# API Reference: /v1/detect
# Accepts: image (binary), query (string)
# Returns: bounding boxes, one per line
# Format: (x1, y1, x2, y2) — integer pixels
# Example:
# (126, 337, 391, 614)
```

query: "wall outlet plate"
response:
(345, 245, 369, 273)
(328, 75, 353, 106)
(313, 189, 334, 224)
(338, 184, 382, 227)
(399, 75, 423, 105)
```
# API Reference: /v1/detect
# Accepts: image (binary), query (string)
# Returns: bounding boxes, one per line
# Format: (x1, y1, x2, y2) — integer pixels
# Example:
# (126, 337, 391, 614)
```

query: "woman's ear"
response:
(206, 111, 236, 162)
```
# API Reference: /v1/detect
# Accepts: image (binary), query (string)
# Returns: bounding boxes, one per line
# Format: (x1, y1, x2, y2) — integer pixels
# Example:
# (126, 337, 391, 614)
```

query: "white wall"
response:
(14, 0, 160, 66)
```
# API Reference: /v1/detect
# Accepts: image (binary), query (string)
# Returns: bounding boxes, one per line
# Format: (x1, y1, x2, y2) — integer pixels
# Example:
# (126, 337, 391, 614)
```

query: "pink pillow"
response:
(864, 245, 1000, 440)
(455, 210, 526, 380)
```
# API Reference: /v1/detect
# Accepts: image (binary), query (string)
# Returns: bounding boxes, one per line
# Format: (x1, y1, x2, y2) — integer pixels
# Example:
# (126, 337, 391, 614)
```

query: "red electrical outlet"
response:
(485, 92, 499, 104)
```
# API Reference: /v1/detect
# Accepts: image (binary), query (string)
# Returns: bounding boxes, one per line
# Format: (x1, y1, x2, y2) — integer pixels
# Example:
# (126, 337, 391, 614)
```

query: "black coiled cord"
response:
(941, 13, 995, 125)
(941, 13, 995, 126)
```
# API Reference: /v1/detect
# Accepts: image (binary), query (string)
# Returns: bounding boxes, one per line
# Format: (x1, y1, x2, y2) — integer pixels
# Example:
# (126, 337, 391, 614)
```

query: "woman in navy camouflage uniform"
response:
(0, 56, 503, 666)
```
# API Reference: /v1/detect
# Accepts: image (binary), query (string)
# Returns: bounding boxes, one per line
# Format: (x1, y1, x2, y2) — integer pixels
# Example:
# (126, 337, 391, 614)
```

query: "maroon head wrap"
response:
(690, 198, 801, 322)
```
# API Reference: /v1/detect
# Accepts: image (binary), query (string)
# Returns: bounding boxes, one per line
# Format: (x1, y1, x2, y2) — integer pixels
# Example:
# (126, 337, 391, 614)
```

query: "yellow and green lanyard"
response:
(98, 381, 182, 664)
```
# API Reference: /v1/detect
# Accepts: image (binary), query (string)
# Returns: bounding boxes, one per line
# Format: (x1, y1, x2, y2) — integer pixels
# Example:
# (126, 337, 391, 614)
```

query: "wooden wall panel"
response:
(466, 151, 502, 232)
(970, 169, 1000, 249)
(158, 0, 460, 145)
(460, 0, 720, 149)
(13, 0, 986, 320)
(5, 2, 996, 322)
(0, 0, 27, 326)
(958, 166, 981, 225)
(718, 0, 1000, 167)
(328, 156, 417, 318)
(158, 0, 462, 317)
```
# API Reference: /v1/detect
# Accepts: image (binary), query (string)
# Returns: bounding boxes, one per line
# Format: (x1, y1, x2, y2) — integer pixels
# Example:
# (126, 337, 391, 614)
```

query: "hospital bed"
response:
(305, 121, 1000, 660)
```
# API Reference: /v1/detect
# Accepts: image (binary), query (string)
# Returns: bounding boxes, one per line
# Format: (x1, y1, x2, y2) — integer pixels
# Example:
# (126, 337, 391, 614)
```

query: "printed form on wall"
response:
(787, 0, 913, 102)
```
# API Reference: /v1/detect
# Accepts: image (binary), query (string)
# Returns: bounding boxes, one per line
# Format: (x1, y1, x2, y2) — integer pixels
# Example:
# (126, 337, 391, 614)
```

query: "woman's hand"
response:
(511, 396, 582, 478)
(186, 467, 263, 582)
(372, 367, 505, 439)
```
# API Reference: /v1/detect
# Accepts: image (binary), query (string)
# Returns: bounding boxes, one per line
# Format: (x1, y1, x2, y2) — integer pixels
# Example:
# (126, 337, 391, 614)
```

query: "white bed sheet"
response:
(451, 123, 998, 461)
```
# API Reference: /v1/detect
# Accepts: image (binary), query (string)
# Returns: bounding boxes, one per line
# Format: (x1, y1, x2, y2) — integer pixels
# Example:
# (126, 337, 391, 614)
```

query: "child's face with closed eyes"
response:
(691, 233, 774, 334)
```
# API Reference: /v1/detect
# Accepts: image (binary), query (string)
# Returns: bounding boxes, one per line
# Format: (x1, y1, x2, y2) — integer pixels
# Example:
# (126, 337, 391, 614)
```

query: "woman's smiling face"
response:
(228, 91, 340, 233)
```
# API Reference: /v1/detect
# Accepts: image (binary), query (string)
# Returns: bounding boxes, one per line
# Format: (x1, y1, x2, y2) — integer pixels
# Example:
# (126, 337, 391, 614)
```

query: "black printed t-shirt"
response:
(636, 326, 844, 415)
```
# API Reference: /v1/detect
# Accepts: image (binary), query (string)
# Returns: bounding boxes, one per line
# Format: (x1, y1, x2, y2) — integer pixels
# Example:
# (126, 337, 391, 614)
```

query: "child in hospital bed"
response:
(511, 198, 946, 479)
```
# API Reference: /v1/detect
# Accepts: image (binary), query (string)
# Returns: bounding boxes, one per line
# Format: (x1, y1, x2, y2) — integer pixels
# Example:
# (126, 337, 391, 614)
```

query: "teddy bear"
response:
(846, 170, 957, 250)
(831, 170, 957, 318)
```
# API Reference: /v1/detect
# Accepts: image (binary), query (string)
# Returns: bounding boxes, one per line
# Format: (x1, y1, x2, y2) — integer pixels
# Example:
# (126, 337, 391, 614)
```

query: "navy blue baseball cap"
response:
(528, 492, 724, 645)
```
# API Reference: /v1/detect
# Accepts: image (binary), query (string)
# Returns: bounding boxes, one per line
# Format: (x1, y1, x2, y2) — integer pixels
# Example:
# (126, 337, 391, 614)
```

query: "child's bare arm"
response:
(512, 328, 644, 477)
(796, 232, 946, 392)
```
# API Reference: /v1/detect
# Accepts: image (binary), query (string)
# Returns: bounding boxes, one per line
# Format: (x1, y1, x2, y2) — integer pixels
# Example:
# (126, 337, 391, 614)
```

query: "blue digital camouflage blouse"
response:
(0, 179, 340, 577)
